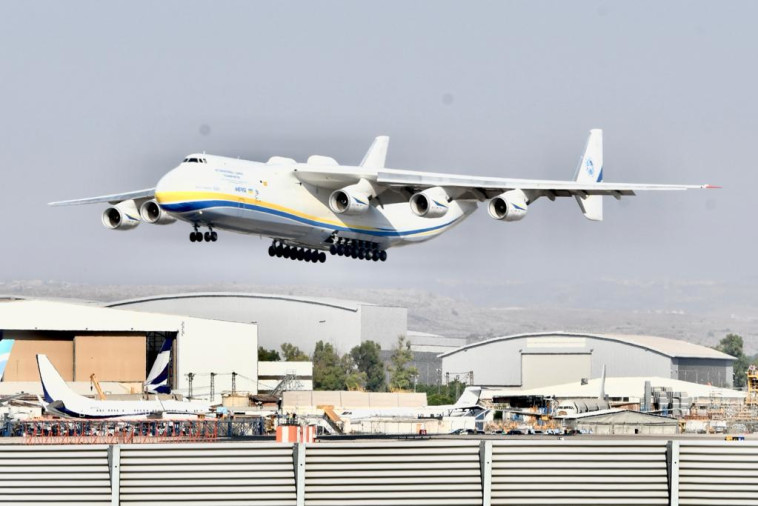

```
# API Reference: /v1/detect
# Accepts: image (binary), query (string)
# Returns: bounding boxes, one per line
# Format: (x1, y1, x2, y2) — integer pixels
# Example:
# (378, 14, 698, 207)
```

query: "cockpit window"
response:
(183, 157, 207, 163)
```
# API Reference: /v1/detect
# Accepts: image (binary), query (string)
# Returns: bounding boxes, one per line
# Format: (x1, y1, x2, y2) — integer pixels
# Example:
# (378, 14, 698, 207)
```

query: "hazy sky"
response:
(1, 1, 756, 305)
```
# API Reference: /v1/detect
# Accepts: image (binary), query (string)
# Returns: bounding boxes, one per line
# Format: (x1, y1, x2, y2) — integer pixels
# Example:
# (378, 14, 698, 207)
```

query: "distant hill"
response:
(2, 279, 757, 354)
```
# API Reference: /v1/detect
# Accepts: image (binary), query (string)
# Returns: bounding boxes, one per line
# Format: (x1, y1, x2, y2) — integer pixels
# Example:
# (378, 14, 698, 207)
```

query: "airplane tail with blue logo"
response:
(574, 129, 604, 221)
(144, 338, 172, 394)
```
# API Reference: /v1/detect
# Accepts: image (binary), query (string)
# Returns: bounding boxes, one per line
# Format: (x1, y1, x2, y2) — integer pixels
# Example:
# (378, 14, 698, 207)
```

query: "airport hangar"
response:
(105, 293, 465, 384)
(439, 331, 736, 389)
(0, 298, 258, 402)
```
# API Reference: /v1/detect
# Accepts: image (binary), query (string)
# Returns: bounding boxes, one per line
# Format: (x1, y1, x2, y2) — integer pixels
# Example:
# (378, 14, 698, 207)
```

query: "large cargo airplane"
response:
(36, 354, 210, 419)
(50, 130, 714, 264)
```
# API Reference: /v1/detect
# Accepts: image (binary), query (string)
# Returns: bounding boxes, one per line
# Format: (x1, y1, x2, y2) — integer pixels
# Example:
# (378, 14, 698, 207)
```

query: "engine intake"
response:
(102, 200, 141, 230)
(139, 199, 176, 225)
(409, 187, 450, 218)
(488, 190, 528, 222)
(329, 183, 371, 215)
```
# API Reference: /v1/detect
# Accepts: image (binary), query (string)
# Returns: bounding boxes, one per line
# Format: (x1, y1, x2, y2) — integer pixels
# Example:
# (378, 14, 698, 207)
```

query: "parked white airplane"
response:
(50, 130, 714, 263)
(338, 386, 485, 421)
(36, 354, 209, 419)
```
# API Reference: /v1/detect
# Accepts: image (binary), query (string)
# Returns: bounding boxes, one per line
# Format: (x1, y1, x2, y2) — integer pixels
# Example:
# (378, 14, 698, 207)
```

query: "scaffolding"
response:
(747, 365, 758, 406)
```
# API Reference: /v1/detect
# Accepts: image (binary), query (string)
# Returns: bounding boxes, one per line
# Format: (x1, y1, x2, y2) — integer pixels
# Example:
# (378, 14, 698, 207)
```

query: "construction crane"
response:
(89, 374, 106, 400)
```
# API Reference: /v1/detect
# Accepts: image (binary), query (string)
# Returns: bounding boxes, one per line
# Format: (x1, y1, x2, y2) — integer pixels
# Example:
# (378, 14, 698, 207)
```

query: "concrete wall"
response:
(175, 317, 257, 403)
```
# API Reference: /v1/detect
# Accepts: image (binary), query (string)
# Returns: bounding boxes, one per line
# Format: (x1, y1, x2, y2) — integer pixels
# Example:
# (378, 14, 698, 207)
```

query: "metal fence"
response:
(1, 439, 757, 505)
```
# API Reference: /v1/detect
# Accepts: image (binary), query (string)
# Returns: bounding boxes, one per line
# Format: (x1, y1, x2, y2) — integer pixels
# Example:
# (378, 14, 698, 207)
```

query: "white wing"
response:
(49, 188, 155, 206)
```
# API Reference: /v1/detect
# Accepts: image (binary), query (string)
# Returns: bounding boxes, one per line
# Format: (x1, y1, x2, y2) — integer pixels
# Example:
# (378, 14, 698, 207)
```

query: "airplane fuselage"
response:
(154, 155, 478, 250)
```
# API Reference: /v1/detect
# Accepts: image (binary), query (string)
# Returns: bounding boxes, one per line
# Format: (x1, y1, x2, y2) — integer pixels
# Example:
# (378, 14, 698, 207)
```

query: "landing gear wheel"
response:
(210, 231, 218, 242)
(268, 245, 276, 257)
(204, 231, 211, 242)
(329, 244, 337, 255)
(337, 244, 345, 256)
(275, 246, 283, 257)
(358, 249, 366, 260)
(365, 250, 373, 261)
(379, 250, 387, 262)
(189, 232, 197, 242)
(296, 248, 305, 261)
(318, 252, 326, 263)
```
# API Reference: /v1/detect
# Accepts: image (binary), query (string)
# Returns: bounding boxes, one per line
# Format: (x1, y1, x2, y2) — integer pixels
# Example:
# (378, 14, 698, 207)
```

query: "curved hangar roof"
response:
(438, 331, 735, 361)
(106, 292, 369, 314)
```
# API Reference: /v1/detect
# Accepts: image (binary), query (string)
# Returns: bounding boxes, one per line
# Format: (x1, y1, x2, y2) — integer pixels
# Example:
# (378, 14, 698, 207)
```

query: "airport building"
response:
(439, 331, 736, 389)
(0, 298, 257, 402)
(106, 293, 465, 382)
(106, 292, 409, 355)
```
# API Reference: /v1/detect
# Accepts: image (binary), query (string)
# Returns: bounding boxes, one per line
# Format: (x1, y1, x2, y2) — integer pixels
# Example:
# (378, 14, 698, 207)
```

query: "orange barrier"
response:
(276, 424, 316, 443)
(21, 419, 219, 445)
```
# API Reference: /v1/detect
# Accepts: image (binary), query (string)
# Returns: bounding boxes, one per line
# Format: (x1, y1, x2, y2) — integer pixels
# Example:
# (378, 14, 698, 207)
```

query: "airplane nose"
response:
(154, 166, 183, 205)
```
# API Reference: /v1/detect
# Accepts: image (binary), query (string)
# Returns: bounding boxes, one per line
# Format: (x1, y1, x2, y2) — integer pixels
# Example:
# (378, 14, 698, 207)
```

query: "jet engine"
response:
(409, 187, 450, 218)
(102, 200, 141, 230)
(329, 184, 371, 215)
(488, 190, 528, 222)
(139, 199, 176, 225)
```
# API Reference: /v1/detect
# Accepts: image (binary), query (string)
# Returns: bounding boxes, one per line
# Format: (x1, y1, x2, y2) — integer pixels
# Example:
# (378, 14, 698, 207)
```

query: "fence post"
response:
(480, 440, 492, 506)
(667, 440, 680, 506)
(294, 443, 306, 506)
(108, 444, 121, 506)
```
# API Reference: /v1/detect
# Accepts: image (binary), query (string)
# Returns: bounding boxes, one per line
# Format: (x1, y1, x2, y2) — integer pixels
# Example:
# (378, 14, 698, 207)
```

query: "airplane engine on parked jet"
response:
(488, 190, 528, 222)
(329, 184, 371, 215)
(139, 199, 176, 225)
(409, 187, 450, 218)
(102, 200, 141, 230)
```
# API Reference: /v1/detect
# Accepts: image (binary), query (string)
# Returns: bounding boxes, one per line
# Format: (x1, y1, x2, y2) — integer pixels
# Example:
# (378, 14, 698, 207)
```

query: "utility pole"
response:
(210, 372, 216, 402)
(187, 373, 194, 399)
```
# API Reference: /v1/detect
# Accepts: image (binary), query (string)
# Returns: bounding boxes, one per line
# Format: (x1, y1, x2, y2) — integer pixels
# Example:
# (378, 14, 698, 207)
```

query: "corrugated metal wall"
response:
(0, 445, 111, 505)
(491, 440, 670, 505)
(303, 441, 483, 506)
(118, 443, 297, 505)
(678, 440, 758, 506)
(4, 439, 758, 506)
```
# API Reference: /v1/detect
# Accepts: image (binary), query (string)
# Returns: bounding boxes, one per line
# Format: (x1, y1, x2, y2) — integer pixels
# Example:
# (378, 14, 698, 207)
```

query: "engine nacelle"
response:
(329, 184, 371, 215)
(488, 190, 528, 222)
(102, 200, 141, 230)
(139, 199, 177, 225)
(409, 187, 450, 218)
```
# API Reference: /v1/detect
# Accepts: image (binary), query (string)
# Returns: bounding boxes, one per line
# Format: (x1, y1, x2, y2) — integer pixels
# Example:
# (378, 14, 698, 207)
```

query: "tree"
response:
(281, 343, 309, 361)
(312, 341, 345, 390)
(342, 354, 368, 391)
(258, 346, 280, 361)
(715, 333, 750, 388)
(350, 340, 386, 392)
(387, 335, 418, 391)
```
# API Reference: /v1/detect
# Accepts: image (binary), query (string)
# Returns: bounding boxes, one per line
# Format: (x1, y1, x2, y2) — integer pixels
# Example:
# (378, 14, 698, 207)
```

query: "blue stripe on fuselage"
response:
(161, 199, 459, 237)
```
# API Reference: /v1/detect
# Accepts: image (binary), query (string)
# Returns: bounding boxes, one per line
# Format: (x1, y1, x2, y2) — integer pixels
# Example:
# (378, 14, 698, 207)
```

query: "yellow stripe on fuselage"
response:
(155, 190, 448, 237)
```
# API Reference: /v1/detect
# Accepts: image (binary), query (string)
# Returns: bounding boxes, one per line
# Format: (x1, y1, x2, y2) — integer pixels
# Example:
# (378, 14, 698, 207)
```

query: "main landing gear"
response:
(189, 225, 217, 243)
(329, 239, 387, 262)
(268, 240, 326, 263)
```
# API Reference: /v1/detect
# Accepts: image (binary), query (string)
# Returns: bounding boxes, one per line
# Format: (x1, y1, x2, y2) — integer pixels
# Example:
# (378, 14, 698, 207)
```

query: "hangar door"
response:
(521, 352, 591, 389)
